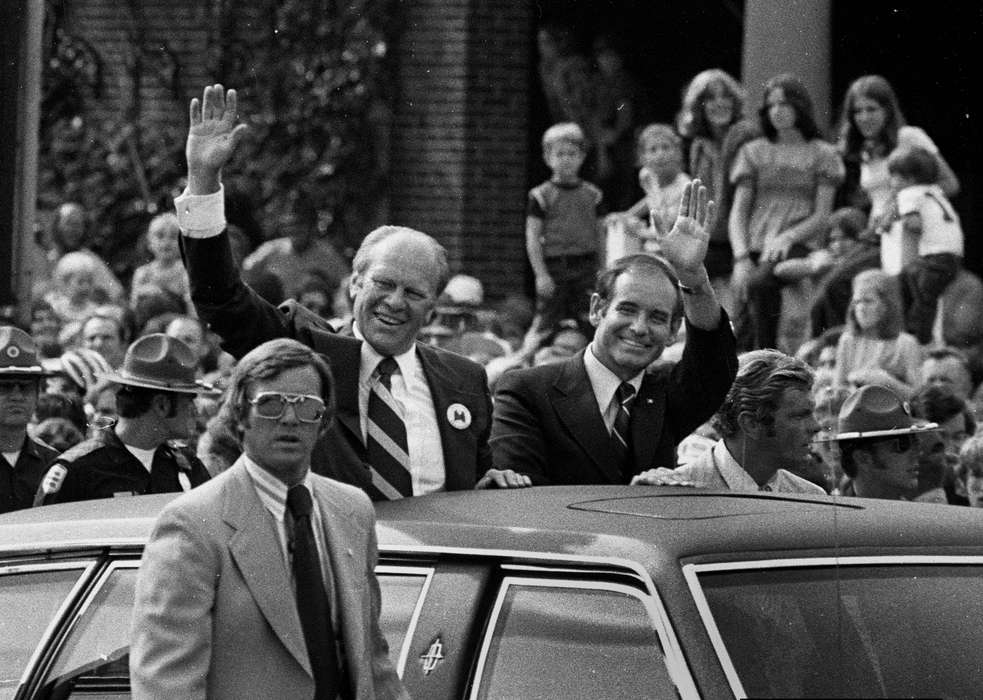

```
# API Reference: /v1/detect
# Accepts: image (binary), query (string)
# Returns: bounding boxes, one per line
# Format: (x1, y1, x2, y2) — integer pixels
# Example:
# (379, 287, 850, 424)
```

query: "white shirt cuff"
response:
(174, 186, 226, 238)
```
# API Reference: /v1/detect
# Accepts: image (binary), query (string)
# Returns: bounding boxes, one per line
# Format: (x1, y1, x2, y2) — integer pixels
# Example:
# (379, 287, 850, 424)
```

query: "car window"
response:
(472, 577, 676, 699)
(694, 559, 983, 698)
(44, 562, 138, 695)
(377, 566, 432, 675)
(0, 563, 93, 700)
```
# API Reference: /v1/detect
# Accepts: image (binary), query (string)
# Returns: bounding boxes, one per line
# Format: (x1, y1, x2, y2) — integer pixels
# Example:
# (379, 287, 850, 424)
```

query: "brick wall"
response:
(389, 0, 531, 301)
(66, 0, 216, 130)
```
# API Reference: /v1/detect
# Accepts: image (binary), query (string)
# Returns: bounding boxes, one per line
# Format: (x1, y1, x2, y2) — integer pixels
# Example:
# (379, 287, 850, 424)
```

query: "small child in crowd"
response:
(130, 213, 193, 313)
(887, 145, 964, 345)
(833, 269, 922, 398)
(526, 122, 605, 329)
(607, 124, 690, 257)
(957, 435, 983, 508)
(44, 252, 113, 325)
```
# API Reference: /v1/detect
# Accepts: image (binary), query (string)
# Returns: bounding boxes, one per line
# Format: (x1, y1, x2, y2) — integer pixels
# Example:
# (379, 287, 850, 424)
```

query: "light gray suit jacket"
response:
(129, 458, 407, 699)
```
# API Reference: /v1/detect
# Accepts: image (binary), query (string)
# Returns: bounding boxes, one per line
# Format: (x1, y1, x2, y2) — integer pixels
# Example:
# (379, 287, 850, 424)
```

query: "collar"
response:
(713, 440, 781, 491)
(355, 322, 420, 389)
(583, 345, 644, 415)
(242, 453, 313, 523)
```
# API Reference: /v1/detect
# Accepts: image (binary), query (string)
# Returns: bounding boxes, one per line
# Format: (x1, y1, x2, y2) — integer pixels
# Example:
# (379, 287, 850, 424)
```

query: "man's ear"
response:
(665, 315, 684, 346)
(736, 411, 760, 440)
(348, 273, 362, 299)
(588, 293, 604, 327)
(151, 393, 171, 417)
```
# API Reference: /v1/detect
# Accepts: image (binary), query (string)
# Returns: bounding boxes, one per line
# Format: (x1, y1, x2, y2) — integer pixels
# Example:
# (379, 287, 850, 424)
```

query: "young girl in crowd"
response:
(835, 75, 959, 274)
(729, 73, 844, 352)
(44, 252, 116, 325)
(676, 68, 757, 310)
(833, 269, 922, 398)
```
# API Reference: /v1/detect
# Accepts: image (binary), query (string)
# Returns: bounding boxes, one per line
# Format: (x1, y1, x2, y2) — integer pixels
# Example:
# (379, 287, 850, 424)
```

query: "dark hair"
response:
(828, 207, 868, 240)
(910, 384, 975, 435)
(352, 225, 450, 297)
(224, 338, 335, 440)
(676, 68, 745, 140)
(759, 73, 821, 142)
(837, 75, 906, 161)
(713, 349, 814, 438)
(593, 254, 683, 323)
(34, 392, 87, 433)
(886, 145, 939, 185)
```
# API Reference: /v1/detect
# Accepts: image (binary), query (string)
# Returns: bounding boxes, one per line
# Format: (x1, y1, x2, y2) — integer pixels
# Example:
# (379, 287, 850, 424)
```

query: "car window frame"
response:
(376, 564, 435, 676)
(380, 545, 700, 699)
(684, 554, 983, 698)
(39, 558, 141, 693)
(0, 559, 99, 698)
(467, 572, 682, 700)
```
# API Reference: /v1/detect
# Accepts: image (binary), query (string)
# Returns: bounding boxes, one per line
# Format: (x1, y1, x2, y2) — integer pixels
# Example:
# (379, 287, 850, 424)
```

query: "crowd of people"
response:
(0, 55, 980, 698)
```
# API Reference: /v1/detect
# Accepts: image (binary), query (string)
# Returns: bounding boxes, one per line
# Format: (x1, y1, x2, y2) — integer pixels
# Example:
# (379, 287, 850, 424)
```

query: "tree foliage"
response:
(37, 0, 396, 281)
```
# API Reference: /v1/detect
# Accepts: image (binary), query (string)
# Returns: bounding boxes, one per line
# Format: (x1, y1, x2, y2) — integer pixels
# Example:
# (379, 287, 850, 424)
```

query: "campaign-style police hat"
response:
(0, 326, 52, 377)
(821, 384, 938, 442)
(97, 333, 215, 394)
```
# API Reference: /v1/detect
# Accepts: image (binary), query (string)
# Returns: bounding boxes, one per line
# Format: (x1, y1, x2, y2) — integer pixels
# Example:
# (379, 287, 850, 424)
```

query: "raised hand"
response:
(186, 84, 248, 194)
(656, 179, 715, 286)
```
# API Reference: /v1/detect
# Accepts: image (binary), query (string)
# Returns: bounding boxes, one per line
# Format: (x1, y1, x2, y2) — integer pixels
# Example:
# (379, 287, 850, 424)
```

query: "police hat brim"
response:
(95, 369, 219, 395)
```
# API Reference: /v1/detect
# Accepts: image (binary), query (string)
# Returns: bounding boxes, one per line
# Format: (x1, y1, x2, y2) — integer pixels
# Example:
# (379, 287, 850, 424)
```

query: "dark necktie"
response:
(366, 357, 412, 497)
(611, 382, 636, 481)
(287, 484, 342, 700)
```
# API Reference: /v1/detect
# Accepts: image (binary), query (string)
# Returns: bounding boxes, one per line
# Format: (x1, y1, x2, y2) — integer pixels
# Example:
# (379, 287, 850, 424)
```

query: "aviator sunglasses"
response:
(248, 392, 326, 423)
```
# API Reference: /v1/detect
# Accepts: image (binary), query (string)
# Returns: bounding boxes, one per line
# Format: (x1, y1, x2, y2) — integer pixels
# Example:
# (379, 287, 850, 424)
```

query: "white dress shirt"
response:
(583, 345, 645, 434)
(355, 324, 446, 494)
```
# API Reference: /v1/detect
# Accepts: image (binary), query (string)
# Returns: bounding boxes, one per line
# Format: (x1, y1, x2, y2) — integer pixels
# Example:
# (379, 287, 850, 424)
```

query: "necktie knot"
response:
(376, 357, 398, 388)
(286, 484, 313, 518)
(617, 382, 636, 406)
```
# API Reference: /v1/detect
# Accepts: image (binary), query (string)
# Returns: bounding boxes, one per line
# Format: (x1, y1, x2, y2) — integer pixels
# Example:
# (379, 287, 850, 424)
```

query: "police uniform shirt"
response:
(1, 436, 58, 513)
(42, 427, 209, 505)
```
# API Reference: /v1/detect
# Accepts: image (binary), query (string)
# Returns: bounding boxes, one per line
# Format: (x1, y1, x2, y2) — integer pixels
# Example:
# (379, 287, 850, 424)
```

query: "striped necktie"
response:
(611, 382, 636, 481)
(366, 357, 412, 498)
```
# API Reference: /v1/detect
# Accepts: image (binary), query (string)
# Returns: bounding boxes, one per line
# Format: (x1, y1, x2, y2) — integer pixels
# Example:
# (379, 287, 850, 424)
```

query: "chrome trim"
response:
(0, 537, 147, 555)
(683, 554, 983, 699)
(375, 565, 435, 677)
(467, 575, 698, 700)
(0, 560, 98, 695)
(381, 544, 698, 698)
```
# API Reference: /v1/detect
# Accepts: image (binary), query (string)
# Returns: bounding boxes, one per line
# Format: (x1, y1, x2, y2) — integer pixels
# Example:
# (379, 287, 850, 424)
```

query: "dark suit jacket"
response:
(182, 232, 492, 497)
(129, 458, 407, 699)
(490, 315, 737, 484)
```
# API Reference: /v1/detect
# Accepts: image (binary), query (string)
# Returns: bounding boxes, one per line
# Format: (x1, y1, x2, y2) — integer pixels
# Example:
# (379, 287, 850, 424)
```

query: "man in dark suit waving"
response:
(486, 180, 738, 486)
(176, 84, 502, 499)
(130, 338, 407, 699)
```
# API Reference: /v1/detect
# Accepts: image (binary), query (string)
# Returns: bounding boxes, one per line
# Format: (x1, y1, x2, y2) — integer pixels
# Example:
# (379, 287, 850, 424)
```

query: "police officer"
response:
(0, 327, 59, 513)
(41, 334, 213, 504)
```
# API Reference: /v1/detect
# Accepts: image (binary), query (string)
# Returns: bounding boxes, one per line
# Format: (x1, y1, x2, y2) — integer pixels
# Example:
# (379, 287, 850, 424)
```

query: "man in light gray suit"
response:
(130, 338, 407, 699)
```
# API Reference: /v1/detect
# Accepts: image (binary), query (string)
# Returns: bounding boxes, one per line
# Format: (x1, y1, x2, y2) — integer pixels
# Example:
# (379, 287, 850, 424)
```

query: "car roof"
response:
(3, 487, 981, 564)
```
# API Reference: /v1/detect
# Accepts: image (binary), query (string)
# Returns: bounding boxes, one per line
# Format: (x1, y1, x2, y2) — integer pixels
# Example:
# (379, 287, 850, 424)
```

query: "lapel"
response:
(416, 343, 473, 483)
(552, 354, 623, 483)
(222, 460, 311, 675)
(309, 478, 366, 684)
(631, 372, 666, 471)
(323, 334, 363, 447)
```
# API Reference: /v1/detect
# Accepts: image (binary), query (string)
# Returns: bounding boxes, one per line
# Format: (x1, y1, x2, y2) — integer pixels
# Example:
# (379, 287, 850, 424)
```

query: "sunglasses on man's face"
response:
(873, 434, 917, 454)
(248, 392, 326, 423)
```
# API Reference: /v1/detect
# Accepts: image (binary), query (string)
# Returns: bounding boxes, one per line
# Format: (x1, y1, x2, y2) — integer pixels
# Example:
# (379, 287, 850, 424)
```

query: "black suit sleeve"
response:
(182, 231, 336, 359)
(489, 369, 552, 485)
(664, 309, 738, 440)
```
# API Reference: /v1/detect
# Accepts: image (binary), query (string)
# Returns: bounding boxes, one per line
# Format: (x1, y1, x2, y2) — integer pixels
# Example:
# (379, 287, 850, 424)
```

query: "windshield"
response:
(697, 562, 983, 699)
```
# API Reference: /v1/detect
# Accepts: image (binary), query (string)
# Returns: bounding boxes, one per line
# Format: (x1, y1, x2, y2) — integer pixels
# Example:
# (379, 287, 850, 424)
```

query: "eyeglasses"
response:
(873, 434, 917, 454)
(248, 392, 326, 423)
